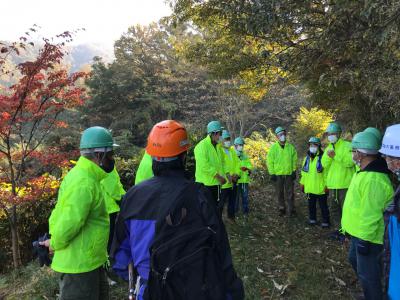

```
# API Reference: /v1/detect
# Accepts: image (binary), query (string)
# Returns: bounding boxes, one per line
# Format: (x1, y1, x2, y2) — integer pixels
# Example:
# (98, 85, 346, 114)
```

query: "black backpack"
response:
(143, 183, 225, 300)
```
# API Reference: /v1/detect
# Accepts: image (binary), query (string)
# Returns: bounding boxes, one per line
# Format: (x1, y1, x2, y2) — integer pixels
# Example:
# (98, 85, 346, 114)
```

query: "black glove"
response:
(270, 175, 277, 182)
(291, 171, 296, 180)
(32, 233, 52, 267)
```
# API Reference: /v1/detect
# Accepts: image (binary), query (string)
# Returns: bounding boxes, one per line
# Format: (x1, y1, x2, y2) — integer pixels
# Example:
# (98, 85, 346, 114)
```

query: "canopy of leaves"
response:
(83, 22, 223, 154)
(169, 0, 400, 127)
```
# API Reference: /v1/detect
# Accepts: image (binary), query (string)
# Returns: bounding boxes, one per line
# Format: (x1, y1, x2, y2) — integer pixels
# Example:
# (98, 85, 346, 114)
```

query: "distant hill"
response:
(0, 40, 114, 77)
(66, 43, 114, 72)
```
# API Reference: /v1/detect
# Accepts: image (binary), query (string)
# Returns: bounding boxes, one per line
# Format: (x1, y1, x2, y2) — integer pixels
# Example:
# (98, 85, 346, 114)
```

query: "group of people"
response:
(40, 121, 247, 300)
(266, 122, 400, 300)
(193, 121, 252, 222)
(37, 118, 400, 300)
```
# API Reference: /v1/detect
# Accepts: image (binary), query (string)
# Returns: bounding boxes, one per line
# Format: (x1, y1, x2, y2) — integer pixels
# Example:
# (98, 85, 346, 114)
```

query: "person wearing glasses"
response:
(380, 124, 400, 300)
(341, 130, 393, 300)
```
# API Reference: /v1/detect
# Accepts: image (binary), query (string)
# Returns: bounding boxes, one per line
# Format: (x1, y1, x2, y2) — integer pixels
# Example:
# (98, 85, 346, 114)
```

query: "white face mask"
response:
(309, 146, 318, 154)
(327, 135, 338, 144)
(224, 141, 231, 148)
(352, 152, 361, 167)
(236, 145, 243, 152)
(279, 135, 286, 142)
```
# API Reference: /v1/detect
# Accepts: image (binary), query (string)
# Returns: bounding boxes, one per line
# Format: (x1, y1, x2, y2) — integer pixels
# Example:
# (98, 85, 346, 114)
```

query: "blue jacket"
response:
(111, 169, 244, 300)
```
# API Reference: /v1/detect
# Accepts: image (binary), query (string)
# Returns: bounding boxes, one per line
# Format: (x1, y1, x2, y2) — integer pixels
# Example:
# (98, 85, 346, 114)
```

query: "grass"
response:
(226, 183, 358, 299)
(0, 182, 359, 299)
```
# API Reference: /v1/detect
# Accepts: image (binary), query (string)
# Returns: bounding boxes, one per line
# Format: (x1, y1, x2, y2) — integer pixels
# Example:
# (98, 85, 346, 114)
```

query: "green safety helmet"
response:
(207, 121, 223, 134)
(275, 126, 285, 135)
(326, 122, 342, 134)
(308, 137, 321, 144)
(363, 127, 382, 146)
(80, 126, 119, 150)
(222, 130, 231, 139)
(352, 131, 380, 153)
(234, 137, 245, 145)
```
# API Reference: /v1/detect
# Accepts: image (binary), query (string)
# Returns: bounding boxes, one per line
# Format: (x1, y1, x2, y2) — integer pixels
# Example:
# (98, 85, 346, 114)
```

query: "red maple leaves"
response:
(0, 30, 87, 202)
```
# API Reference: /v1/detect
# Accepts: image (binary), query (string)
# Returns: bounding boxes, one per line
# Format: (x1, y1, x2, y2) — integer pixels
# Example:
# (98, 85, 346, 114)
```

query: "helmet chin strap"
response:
(95, 151, 107, 167)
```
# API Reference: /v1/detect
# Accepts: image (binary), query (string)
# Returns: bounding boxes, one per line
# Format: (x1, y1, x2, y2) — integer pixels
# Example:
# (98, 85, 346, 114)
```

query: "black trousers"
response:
(221, 188, 235, 219)
(206, 185, 221, 216)
(308, 193, 330, 224)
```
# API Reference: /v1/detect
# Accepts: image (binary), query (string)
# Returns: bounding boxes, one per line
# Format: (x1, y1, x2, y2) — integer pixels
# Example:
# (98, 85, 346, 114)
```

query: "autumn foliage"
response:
(0, 29, 87, 268)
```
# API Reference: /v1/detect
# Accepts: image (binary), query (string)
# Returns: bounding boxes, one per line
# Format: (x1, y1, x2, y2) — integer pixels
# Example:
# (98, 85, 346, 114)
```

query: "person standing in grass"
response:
(219, 130, 240, 221)
(322, 122, 355, 237)
(41, 126, 119, 300)
(267, 126, 298, 216)
(234, 137, 252, 216)
(300, 137, 330, 227)
(342, 131, 393, 300)
(194, 121, 227, 212)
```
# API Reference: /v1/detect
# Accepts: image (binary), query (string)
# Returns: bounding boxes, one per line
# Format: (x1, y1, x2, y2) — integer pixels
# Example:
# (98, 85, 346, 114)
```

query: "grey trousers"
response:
(59, 266, 110, 300)
(275, 175, 295, 214)
(329, 188, 348, 227)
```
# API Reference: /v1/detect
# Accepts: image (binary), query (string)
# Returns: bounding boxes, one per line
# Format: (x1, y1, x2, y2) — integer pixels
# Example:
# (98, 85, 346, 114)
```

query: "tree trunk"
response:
(10, 205, 21, 268)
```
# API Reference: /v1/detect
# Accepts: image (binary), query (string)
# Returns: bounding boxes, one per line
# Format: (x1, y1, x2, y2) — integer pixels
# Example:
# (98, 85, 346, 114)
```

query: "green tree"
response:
(83, 22, 221, 153)
(169, 0, 400, 127)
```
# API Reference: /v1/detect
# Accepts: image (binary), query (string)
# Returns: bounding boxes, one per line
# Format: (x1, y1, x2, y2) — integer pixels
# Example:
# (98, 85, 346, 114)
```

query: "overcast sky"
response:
(1, 0, 171, 49)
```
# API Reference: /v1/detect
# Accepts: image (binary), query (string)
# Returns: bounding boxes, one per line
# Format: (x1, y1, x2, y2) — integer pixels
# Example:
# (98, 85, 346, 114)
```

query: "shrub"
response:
(292, 107, 334, 154)
(244, 131, 273, 184)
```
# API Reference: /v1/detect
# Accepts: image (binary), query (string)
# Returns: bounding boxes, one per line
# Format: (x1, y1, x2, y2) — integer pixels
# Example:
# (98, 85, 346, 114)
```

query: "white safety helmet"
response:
(379, 124, 400, 157)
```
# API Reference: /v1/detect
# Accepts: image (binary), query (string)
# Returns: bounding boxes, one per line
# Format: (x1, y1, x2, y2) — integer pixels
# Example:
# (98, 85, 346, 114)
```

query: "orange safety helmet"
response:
(146, 120, 190, 158)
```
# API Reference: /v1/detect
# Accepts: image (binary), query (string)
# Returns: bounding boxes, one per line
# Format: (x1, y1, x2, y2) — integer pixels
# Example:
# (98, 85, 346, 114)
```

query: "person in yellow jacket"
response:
(40, 126, 119, 300)
(101, 167, 125, 252)
(219, 130, 240, 221)
(267, 126, 298, 216)
(322, 122, 356, 236)
(135, 151, 154, 185)
(234, 137, 252, 216)
(194, 121, 227, 211)
(300, 137, 330, 227)
(342, 131, 393, 300)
